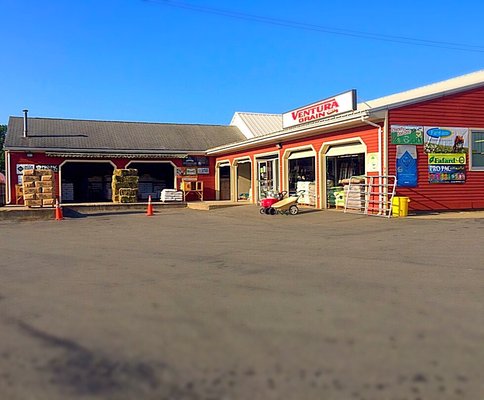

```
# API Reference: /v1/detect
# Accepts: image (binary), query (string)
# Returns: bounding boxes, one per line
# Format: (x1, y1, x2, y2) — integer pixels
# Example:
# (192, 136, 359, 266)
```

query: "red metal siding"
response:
(388, 87, 484, 211)
(7, 152, 216, 203)
(216, 125, 380, 207)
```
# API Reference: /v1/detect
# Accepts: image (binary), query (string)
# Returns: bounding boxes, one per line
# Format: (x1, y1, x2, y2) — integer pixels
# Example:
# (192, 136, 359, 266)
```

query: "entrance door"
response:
(257, 158, 279, 200)
(236, 162, 251, 201)
(219, 166, 231, 200)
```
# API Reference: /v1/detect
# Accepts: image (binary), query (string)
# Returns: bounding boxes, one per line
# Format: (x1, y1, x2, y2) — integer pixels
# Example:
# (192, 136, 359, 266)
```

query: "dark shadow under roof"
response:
(5, 117, 246, 152)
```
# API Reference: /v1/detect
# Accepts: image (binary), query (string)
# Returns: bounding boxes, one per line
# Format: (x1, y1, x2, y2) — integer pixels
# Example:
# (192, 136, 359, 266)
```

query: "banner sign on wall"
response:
(428, 153, 466, 165)
(390, 125, 424, 144)
(424, 127, 469, 153)
(391, 125, 424, 145)
(183, 156, 209, 167)
(396, 145, 418, 187)
(428, 153, 466, 183)
(282, 90, 357, 129)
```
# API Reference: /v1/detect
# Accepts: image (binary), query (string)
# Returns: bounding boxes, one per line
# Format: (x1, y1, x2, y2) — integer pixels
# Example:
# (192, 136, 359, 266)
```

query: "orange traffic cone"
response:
(146, 195, 154, 216)
(54, 198, 63, 221)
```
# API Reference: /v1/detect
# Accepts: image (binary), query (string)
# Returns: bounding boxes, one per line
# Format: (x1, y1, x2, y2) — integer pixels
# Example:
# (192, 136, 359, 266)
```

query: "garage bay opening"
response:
(128, 162, 175, 201)
(60, 162, 114, 203)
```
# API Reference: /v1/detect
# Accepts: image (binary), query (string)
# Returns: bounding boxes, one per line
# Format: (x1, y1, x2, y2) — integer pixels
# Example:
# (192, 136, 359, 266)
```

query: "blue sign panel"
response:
(396, 146, 417, 187)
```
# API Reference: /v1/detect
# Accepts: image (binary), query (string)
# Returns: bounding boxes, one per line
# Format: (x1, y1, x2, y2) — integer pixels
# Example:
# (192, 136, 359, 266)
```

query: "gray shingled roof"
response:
(5, 117, 246, 153)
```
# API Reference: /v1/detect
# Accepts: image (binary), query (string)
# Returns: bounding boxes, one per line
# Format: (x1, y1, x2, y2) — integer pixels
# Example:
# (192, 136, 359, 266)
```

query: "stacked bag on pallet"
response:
(22, 169, 56, 207)
(160, 189, 183, 202)
(112, 169, 139, 203)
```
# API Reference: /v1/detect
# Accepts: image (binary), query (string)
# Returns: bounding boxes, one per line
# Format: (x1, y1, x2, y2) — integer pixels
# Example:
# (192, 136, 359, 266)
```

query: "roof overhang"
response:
(4, 147, 203, 158)
(207, 110, 372, 155)
(45, 152, 189, 159)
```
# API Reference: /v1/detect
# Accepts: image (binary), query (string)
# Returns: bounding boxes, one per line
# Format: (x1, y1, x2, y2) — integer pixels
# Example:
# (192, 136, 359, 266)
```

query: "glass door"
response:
(257, 158, 279, 200)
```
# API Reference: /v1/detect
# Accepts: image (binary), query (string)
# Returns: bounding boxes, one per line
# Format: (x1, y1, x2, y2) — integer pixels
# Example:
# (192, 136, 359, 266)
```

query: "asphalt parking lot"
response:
(0, 206, 483, 400)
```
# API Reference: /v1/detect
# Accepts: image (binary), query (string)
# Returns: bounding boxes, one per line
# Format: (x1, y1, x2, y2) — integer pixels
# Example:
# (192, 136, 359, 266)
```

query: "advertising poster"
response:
(183, 156, 209, 167)
(396, 145, 418, 187)
(391, 125, 424, 145)
(424, 127, 468, 153)
(428, 153, 466, 184)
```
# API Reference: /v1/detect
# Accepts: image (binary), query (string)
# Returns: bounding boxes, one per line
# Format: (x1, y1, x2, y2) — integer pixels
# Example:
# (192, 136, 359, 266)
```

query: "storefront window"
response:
(326, 153, 365, 187)
(288, 157, 315, 193)
(471, 131, 484, 169)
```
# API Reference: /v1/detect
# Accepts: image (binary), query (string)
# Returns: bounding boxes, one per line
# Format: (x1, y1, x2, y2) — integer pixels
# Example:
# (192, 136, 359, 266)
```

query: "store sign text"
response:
(282, 90, 356, 129)
(428, 153, 466, 165)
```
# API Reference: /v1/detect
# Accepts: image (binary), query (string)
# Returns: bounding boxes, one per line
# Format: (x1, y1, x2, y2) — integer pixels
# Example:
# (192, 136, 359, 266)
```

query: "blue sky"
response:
(1, 0, 483, 125)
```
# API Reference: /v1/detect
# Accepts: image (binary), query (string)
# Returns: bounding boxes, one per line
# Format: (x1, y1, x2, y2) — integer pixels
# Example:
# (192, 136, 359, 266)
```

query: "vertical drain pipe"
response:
(361, 117, 383, 214)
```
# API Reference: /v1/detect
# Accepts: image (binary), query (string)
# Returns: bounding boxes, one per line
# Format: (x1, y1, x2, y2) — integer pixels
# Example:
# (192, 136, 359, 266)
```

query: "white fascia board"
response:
(207, 111, 370, 155)
(367, 82, 484, 113)
(5, 147, 204, 155)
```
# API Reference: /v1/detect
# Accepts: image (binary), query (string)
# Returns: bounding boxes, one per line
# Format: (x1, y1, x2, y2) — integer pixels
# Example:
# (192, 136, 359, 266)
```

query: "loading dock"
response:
(126, 161, 176, 201)
(60, 161, 115, 203)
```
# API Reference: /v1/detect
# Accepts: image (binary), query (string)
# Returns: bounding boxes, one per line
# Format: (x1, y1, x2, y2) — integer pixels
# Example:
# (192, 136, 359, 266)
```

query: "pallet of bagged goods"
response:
(160, 189, 183, 202)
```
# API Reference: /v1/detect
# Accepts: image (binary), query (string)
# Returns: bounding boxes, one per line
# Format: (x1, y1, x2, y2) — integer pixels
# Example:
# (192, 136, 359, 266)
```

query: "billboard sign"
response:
(282, 90, 357, 129)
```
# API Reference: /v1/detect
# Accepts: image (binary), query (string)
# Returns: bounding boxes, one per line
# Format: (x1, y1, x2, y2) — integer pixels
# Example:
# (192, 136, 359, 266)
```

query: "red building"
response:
(4, 70, 484, 212)
(212, 71, 484, 211)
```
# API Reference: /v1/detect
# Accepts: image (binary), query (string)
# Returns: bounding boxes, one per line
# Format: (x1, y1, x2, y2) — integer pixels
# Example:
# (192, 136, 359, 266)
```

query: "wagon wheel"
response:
(289, 205, 299, 215)
(265, 208, 271, 215)
(269, 207, 277, 215)
(260, 208, 266, 214)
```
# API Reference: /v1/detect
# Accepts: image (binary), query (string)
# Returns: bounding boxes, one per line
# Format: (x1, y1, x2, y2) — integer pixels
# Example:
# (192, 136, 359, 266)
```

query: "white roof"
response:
(216, 70, 484, 153)
(360, 69, 484, 112)
(230, 112, 282, 138)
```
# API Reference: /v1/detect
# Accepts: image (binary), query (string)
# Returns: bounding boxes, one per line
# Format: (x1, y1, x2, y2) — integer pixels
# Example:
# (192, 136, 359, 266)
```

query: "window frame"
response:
(469, 129, 484, 171)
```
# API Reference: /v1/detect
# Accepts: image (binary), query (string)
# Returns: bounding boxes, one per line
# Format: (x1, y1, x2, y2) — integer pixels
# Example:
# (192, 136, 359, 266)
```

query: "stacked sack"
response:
(112, 169, 138, 203)
(22, 169, 56, 207)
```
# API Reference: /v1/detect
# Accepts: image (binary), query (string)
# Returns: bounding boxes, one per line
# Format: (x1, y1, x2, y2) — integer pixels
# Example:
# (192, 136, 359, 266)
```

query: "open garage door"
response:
(61, 162, 114, 203)
(128, 162, 175, 200)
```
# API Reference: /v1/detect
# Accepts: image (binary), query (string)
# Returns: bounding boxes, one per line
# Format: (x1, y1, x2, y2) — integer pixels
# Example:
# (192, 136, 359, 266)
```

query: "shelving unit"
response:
(344, 175, 397, 218)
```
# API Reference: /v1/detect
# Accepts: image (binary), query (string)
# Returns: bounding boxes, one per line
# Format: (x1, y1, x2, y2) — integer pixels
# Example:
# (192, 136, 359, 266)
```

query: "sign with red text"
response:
(283, 90, 356, 129)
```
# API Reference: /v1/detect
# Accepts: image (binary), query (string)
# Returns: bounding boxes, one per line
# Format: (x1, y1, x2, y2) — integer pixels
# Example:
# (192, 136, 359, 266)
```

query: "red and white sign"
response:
(283, 90, 357, 129)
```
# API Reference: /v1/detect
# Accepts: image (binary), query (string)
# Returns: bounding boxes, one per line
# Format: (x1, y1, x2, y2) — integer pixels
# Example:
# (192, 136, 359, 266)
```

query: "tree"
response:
(0, 124, 6, 173)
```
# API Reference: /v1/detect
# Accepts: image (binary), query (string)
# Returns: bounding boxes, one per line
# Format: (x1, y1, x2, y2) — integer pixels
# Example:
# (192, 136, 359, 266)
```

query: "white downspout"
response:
(6, 151, 11, 204)
(361, 117, 384, 213)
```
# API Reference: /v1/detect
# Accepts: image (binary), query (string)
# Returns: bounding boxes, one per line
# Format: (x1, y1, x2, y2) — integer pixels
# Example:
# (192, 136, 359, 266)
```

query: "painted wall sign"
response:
(424, 127, 468, 153)
(16, 164, 35, 174)
(366, 152, 380, 173)
(36, 164, 59, 173)
(396, 145, 418, 187)
(182, 156, 209, 166)
(197, 167, 210, 175)
(390, 125, 424, 145)
(429, 165, 466, 183)
(282, 90, 357, 129)
(16, 164, 59, 174)
(428, 153, 466, 184)
(428, 153, 466, 165)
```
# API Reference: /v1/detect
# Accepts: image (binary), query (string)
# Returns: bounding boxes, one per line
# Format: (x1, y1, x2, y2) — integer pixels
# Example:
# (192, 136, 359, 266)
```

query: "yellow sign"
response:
(428, 153, 466, 165)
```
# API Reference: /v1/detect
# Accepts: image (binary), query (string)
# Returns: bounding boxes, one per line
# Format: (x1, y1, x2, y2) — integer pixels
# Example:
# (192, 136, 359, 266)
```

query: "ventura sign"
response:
(283, 90, 357, 129)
